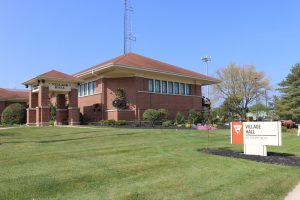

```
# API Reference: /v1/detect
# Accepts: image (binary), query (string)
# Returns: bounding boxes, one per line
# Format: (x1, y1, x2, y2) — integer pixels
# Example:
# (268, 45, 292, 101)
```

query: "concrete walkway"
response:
(285, 182, 300, 200)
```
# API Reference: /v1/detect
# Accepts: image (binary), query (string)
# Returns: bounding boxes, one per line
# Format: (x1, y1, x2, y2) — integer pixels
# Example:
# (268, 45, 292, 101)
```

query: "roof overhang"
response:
(74, 63, 221, 85)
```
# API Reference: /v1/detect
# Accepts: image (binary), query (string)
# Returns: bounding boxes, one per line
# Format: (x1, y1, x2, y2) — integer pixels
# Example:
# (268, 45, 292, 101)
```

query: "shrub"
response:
(188, 109, 204, 124)
(175, 112, 185, 124)
(162, 120, 173, 127)
(1, 103, 26, 125)
(116, 120, 127, 126)
(158, 108, 168, 121)
(143, 109, 161, 126)
(100, 119, 116, 126)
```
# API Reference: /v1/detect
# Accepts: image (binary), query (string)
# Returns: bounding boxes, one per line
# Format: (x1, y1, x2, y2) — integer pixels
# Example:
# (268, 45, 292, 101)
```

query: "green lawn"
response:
(0, 127, 300, 200)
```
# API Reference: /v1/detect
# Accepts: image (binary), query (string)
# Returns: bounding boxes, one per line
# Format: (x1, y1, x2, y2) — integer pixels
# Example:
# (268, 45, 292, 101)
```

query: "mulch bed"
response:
(200, 148, 300, 167)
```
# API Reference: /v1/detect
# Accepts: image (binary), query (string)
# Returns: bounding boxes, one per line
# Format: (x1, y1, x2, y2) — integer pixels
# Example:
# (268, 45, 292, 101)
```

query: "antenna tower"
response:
(124, 0, 136, 54)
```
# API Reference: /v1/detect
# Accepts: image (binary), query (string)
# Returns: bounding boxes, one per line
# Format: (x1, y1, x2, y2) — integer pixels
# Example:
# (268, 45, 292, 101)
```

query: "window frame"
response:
(174, 82, 179, 94)
(162, 81, 167, 93)
(148, 79, 154, 92)
(186, 84, 191, 95)
(155, 80, 161, 93)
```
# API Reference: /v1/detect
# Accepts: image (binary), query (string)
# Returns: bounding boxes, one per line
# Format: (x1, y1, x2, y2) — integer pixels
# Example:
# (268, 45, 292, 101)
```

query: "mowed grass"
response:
(0, 127, 300, 200)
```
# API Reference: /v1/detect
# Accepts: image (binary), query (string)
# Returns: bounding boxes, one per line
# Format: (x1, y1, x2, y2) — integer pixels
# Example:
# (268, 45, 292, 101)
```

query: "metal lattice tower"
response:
(124, 0, 136, 54)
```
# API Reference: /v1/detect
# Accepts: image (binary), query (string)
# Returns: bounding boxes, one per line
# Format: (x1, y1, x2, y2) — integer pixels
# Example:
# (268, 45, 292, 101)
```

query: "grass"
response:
(0, 127, 300, 200)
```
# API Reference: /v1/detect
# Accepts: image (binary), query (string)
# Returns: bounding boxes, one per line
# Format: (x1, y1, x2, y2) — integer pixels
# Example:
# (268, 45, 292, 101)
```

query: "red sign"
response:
(231, 122, 244, 144)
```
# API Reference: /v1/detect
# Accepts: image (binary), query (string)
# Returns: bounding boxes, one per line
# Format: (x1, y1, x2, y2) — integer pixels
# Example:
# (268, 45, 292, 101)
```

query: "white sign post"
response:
(231, 122, 282, 156)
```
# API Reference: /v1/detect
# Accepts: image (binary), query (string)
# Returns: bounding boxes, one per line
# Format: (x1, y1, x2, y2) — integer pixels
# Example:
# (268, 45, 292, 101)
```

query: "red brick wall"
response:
(78, 94, 102, 122)
(105, 77, 138, 110)
(78, 76, 203, 121)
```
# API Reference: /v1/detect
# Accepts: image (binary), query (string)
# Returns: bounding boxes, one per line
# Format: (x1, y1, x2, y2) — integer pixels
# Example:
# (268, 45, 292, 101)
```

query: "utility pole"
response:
(124, 0, 136, 54)
(201, 56, 211, 98)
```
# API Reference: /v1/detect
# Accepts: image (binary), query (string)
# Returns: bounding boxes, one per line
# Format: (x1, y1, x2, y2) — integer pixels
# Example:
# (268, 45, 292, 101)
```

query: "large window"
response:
(148, 79, 154, 92)
(186, 84, 191, 95)
(168, 81, 173, 94)
(174, 82, 179, 94)
(79, 81, 97, 97)
(180, 83, 185, 95)
(162, 81, 167, 93)
(147, 79, 192, 96)
(155, 80, 161, 93)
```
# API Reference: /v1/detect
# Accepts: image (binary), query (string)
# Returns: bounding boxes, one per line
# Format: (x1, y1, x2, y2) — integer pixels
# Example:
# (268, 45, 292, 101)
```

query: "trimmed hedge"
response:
(1, 103, 26, 125)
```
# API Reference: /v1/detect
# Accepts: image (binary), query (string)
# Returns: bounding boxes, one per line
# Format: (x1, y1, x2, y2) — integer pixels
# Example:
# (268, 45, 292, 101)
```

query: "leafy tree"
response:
(1, 103, 26, 125)
(214, 63, 270, 119)
(50, 104, 56, 121)
(275, 63, 300, 122)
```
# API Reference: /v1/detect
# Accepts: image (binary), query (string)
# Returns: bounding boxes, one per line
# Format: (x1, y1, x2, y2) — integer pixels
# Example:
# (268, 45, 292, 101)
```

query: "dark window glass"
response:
(186, 84, 191, 95)
(174, 82, 179, 94)
(162, 81, 167, 93)
(148, 79, 154, 92)
(168, 81, 173, 94)
(155, 80, 161, 93)
(180, 83, 185, 95)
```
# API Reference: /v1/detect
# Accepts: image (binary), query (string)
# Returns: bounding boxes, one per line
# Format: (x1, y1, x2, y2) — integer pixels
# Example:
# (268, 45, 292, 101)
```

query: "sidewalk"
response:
(285, 182, 300, 200)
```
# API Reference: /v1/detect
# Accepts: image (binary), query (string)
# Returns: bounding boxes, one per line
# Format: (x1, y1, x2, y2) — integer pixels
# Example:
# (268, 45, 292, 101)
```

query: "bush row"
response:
(100, 119, 128, 126)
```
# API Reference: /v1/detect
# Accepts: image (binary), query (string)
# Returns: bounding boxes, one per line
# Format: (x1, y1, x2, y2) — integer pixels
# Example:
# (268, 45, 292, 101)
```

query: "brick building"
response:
(0, 88, 28, 120)
(23, 53, 220, 125)
(74, 53, 220, 122)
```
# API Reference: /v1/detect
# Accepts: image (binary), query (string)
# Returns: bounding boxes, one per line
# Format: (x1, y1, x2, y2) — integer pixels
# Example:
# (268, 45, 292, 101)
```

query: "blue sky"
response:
(0, 0, 299, 93)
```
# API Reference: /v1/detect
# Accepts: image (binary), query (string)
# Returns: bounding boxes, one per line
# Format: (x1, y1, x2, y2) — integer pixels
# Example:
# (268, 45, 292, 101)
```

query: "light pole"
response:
(201, 56, 211, 99)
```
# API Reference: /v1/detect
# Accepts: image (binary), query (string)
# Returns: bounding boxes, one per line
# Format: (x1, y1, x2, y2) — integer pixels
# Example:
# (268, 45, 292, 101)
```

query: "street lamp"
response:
(201, 56, 211, 98)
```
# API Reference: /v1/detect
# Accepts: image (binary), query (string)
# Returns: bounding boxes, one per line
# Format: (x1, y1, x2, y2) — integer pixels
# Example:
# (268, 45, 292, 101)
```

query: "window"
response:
(84, 83, 87, 96)
(174, 82, 179, 94)
(155, 80, 161, 93)
(162, 81, 167, 93)
(168, 81, 173, 94)
(180, 83, 185, 95)
(148, 79, 154, 92)
(186, 84, 191, 95)
(92, 81, 96, 94)
(88, 82, 93, 95)
(78, 81, 97, 97)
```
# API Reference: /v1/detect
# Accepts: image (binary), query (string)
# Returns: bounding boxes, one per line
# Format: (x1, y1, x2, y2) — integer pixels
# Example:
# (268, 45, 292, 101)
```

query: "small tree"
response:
(50, 104, 56, 121)
(143, 109, 161, 126)
(1, 103, 26, 125)
(175, 112, 185, 124)
(112, 88, 127, 109)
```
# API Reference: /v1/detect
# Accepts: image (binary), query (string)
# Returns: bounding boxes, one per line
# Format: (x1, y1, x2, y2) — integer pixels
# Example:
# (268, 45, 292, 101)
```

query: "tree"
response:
(275, 63, 300, 122)
(214, 64, 270, 119)
(1, 103, 26, 125)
